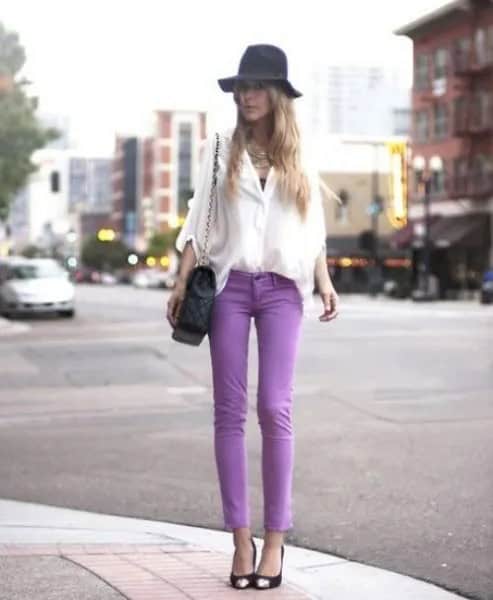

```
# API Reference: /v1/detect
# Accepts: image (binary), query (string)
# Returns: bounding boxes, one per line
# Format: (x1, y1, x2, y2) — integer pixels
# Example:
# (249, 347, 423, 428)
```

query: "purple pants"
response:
(208, 269, 303, 531)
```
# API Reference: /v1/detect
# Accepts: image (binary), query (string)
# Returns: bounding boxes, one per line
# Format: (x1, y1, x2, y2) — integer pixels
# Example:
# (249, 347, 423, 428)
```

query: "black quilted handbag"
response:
(171, 133, 220, 346)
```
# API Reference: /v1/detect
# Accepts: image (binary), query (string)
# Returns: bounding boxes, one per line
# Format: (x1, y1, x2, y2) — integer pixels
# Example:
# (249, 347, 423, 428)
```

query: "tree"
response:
(0, 22, 58, 222)
(81, 235, 129, 271)
(21, 243, 44, 258)
(147, 229, 179, 257)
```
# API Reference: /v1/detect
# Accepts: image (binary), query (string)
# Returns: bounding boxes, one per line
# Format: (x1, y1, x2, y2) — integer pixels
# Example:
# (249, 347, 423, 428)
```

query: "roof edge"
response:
(394, 0, 470, 36)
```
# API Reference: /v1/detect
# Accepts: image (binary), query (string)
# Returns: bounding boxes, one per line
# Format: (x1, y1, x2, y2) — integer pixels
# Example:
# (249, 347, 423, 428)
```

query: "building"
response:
(307, 65, 411, 138)
(111, 110, 206, 252)
(69, 157, 112, 212)
(317, 136, 411, 293)
(8, 150, 113, 260)
(8, 149, 72, 252)
(395, 0, 493, 297)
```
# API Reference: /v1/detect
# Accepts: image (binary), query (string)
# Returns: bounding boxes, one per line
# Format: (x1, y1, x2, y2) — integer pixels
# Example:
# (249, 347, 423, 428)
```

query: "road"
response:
(0, 284, 492, 600)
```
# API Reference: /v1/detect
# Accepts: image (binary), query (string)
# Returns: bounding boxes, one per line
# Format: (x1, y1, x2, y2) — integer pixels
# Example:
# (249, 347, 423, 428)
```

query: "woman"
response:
(167, 44, 339, 590)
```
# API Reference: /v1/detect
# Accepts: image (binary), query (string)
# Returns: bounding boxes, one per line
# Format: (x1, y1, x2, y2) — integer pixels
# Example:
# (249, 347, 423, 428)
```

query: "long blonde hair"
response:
(225, 85, 310, 221)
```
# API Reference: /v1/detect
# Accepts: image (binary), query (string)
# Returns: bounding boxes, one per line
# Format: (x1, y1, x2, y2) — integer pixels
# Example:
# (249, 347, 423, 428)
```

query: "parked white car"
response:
(132, 268, 175, 289)
(0, 257, 75, 318)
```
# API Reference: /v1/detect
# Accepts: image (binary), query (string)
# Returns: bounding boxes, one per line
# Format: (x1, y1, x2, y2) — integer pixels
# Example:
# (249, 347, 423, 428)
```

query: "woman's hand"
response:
(166, 281, 186, 328)
(319, 287, 339, 322)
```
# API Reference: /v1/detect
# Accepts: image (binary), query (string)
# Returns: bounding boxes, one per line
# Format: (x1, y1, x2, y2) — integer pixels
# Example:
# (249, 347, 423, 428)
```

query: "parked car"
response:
(132, 269, 175, 289)
(0, 257, 75, 318)
(100, 272, 118, 285)
(74, 266, 101, 284)
(480, 269, 493, 305)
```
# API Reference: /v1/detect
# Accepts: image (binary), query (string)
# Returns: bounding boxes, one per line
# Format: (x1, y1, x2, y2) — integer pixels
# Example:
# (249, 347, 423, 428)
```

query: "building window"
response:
(471, 92, 493, 129)
(488, 26, 493, 63)
(430, 159, 446, 195)
(453, 96, 468, 132)
(472, 154, 492, 178)
(415, 54, 429, 91)
(471, 155, 493, 194)
(433, 48, 448, 79)
(433, 104, 449, 139)
(177, 123, 193, 216)
(454, 157, 469, 195)
(475, 28, 487, 65)
(454, 37, 471, 71)
(393, 108, 411, 136)
(335, 189, 349, 224)
(414, 110, 430, 142)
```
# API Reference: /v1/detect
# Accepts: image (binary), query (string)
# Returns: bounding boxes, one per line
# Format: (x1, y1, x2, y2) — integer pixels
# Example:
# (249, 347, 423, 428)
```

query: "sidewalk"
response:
(0, 499, 464, 600)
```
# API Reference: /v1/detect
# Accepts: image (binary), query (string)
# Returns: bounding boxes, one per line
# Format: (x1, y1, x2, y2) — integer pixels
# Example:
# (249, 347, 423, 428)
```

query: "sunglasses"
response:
(233, 80, 268, 93)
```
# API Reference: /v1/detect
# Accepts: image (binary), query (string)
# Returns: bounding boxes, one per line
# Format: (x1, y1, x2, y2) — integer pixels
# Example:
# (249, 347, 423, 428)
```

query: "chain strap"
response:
(198, 132, 220, 266)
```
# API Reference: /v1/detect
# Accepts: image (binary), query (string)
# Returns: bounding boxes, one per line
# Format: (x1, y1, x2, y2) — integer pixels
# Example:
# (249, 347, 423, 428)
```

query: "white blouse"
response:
(175, 128, 327, 315)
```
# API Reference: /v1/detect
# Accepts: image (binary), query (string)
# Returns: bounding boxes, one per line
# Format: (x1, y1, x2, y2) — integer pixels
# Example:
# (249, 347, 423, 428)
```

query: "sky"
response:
(2, 0, 448, 154)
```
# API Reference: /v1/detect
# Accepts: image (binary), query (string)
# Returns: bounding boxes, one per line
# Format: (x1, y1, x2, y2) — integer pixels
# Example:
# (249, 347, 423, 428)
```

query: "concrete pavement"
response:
(0, 316, 29, 337)
(0, 499, 465, 600)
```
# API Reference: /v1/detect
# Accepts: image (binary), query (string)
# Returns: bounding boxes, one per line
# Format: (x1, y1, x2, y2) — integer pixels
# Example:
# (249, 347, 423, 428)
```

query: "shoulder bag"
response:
(171, 133, 220, 346)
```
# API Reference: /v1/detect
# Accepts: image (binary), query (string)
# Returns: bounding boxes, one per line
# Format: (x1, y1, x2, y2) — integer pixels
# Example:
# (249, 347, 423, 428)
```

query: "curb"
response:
(0, 499, 465, 600)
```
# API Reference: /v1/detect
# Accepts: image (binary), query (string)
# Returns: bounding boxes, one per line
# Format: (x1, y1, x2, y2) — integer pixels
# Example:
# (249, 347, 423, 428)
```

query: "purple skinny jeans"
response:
(208, 269, 303, 531)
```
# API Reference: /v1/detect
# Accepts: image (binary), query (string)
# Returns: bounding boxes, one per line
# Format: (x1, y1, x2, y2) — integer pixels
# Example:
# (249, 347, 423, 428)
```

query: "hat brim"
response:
(218, 74, 302, 98)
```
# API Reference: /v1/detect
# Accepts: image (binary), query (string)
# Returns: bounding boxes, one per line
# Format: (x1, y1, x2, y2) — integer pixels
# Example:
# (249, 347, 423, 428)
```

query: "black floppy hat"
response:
(218, 44, 302, 99)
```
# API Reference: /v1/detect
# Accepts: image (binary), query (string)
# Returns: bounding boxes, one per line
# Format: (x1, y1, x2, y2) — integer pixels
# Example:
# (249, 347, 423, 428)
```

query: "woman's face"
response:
(234, 80, 273, 123)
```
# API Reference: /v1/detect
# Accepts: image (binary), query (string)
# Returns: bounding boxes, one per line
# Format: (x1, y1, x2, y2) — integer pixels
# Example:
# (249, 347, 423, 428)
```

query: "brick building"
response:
(396, 0, 493, 297)
(111, 110, 207, 251)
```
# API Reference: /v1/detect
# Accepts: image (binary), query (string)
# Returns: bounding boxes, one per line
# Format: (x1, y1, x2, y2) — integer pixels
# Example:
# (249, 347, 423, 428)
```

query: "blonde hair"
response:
(226, 85, 310, 221)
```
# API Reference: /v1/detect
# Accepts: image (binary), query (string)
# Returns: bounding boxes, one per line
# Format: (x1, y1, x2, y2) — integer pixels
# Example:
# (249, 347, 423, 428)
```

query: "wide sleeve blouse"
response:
(303, 148, 328, 263)
(174, 134, 216, 261)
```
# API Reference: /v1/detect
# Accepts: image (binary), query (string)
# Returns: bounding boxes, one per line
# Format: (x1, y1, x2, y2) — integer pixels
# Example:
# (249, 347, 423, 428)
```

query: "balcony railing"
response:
(449, 172, 493, 198)
(453, 49, 493, 75)
(453, 96, 493, 135)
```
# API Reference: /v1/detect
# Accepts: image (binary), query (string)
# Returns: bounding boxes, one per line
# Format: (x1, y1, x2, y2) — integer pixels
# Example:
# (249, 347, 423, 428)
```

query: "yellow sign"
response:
(386, 141, 408, 229)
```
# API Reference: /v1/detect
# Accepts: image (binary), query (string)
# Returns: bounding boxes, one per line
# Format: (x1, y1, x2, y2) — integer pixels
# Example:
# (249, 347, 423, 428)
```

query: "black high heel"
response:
(230, 537, 257, 590)
(254, 544, 284, 590)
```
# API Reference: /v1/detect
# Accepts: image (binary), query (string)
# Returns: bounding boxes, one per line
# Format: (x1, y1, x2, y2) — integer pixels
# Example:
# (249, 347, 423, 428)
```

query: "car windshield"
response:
(8, 263, 66, 280)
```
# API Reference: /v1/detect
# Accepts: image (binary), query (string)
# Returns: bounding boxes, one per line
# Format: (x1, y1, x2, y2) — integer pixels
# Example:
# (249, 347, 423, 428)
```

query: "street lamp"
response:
(412, 154, 443, 299)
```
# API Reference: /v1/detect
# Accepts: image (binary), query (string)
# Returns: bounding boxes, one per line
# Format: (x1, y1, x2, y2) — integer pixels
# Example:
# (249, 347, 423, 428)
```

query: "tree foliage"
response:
(81, 235, 130, 271)
(21, 243, 44, 258)
(147, 229, 179, 256)
(0, 22, 58, 221)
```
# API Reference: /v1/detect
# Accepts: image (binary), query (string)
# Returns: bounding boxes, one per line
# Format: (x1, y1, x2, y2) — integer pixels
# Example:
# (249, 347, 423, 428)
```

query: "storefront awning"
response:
(428, 214, 490, 248)
(390, 217, 440, 249)
(391, 214, 490, 249)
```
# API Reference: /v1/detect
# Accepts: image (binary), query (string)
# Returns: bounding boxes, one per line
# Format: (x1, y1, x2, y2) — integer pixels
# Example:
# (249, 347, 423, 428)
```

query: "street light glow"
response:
(429, 155, 444, 172)
(97, 228, 116, 242)
(127, 253, 138, 266)
(412, 155, 426, 172)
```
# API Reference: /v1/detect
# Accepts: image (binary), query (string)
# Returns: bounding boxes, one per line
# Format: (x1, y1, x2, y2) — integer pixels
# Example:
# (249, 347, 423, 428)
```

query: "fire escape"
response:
(451, 19, 493, 199)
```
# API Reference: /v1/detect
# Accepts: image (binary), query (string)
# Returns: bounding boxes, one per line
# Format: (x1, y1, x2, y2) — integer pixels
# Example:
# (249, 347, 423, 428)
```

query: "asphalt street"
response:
(0, 283, 492, 600)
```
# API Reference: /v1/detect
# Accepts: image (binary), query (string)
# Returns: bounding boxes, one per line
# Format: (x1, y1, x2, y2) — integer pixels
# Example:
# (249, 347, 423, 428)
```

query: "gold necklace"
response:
(246, 141, 272, 170)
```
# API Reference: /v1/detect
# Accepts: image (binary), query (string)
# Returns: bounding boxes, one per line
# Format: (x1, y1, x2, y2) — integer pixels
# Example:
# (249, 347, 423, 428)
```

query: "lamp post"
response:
(412, 154, 443, 298)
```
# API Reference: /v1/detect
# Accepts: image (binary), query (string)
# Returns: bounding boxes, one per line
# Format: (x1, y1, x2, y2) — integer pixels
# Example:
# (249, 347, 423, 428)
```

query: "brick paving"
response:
(0, 544, 311, 599)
